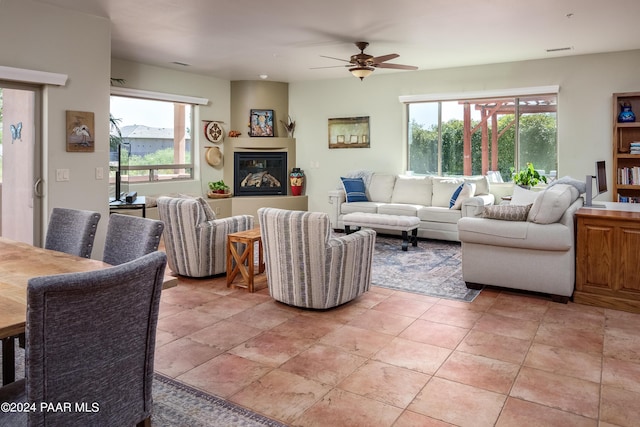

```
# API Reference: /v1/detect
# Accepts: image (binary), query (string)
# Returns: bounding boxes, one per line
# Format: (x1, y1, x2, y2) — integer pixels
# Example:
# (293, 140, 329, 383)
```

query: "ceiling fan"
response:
(315, 41, 418, 80)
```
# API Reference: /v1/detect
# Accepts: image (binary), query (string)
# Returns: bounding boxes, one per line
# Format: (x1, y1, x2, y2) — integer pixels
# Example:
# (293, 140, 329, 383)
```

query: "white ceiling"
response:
(35, 0, 640, 82)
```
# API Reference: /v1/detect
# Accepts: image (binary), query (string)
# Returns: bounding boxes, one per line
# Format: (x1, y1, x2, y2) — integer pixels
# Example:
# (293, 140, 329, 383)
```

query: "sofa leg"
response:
(465, 282, 484, 290)
(550, 294, 569, 304)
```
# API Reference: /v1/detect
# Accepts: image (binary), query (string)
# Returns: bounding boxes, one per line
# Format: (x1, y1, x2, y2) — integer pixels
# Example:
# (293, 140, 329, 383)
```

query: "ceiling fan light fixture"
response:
(349, 66, 374, 80)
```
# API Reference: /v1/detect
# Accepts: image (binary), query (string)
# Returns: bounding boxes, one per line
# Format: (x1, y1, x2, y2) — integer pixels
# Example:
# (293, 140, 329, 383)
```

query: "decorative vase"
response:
(618, 103, 636, 123)
(289, 168, 305, 196)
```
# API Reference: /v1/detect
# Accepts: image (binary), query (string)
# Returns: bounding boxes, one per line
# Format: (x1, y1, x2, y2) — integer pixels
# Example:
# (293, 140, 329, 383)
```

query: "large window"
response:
(406, 92, 558, 182)
(110, 95, 194, 183)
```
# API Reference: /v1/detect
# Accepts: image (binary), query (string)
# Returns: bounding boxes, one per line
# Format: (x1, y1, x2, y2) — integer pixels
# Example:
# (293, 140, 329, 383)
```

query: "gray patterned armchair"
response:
(157, 197, 254, 277)
(258, 207, 376, 309)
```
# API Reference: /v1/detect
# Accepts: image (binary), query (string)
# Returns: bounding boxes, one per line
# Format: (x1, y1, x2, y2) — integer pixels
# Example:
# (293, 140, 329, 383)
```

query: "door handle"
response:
(34, 178, 44, 198)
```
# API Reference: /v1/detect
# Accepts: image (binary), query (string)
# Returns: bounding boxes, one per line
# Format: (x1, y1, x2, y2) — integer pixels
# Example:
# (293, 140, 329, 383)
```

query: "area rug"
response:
(0, 349, 285, 427)
(371, 234, 480, 302)
(152, 374, 286, 427)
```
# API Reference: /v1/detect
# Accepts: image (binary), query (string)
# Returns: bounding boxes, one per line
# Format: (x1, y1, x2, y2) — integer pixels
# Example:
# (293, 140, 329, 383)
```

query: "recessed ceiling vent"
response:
(546, 47, 574, 53)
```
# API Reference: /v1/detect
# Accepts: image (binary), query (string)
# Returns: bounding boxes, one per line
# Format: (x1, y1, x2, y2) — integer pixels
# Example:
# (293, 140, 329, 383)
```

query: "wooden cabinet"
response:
(613, 92, 640, 202)
(575, 206, 640, 313)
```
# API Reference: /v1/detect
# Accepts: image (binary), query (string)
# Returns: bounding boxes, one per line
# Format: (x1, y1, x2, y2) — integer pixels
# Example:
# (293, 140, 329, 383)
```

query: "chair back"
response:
(258, 207, 330, 297)
(156, 197, 212, 275)
(25, 251, 167, 426)
(103, 213, 164, 265)
(44, 207, 101, 258)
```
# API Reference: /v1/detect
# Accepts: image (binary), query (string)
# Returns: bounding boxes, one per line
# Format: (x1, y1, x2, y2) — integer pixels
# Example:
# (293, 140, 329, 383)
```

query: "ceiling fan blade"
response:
(319, 55, 352, 63)
(371, 53, 399, 63)
(376, 63, 418, 70)
(310, 65, 350, 69)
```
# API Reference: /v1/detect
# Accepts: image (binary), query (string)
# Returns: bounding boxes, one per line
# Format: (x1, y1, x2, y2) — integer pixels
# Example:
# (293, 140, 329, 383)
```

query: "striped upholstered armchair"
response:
(258, 207, 376, 309)
(157, 196, 254, 277)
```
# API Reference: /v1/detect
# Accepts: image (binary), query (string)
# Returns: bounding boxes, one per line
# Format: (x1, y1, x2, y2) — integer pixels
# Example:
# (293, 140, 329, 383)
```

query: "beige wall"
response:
(0, 0, 111, 256)
(3, 0, 640, 249)
(290, 50, 640, 213)
(111, 59, 231, 197)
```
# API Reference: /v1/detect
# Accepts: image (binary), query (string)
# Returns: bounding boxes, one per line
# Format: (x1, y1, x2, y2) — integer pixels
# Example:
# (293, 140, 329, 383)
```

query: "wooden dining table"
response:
(0, 236, 177, 385)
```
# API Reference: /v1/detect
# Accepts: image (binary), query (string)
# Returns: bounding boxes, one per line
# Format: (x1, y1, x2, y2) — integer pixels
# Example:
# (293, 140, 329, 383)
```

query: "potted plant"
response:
(208, 180, 229, 194)
(510, 163, 548, 189)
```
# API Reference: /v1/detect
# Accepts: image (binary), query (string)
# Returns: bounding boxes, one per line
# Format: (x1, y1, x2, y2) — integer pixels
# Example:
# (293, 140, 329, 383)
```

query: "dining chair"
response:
(103, 213, 164, 265)
(44, 207, 101, 258)
(0, 251, 167, 427)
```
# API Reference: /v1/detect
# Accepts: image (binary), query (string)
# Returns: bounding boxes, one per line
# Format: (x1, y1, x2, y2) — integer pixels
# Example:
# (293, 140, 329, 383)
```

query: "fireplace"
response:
(234, 152, 288, 196)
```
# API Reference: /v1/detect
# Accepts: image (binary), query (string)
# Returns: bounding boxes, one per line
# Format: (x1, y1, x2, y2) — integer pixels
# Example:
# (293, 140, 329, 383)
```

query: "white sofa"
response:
(457, 183, 583, 302)
(328, 173, 495, 241)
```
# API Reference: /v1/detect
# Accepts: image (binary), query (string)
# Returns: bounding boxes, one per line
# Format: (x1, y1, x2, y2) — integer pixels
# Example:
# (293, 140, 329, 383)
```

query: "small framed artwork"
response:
(66, 110, 95, 152)
(249, 109, 274, 137)
(328, 116, 370, 149)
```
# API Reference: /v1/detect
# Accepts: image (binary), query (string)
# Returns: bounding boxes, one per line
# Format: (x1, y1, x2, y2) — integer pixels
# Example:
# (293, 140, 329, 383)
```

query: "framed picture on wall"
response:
(328, 116, 370, 149)
(249, 109, 274, 137)
(66, 110, 95, 152)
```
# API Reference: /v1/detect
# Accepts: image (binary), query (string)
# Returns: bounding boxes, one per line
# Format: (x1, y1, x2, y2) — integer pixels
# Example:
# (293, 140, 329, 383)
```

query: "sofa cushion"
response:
(527, 184, 574, 224)
(368, 174, 396, 203)
(482, 204, 532, 221)
(341, 177, 368, 202)
(432, 177, 464, 207)
(391, 176, 432, 205)
(341, 201, 381, 215)
(417, 207, 462, 224)
(510, 186, 540, 205)
(451, 183, 476, 210)
(464, 176, 490, 195)
(458, 217, 572, 251)
(378, 204, 421, 216)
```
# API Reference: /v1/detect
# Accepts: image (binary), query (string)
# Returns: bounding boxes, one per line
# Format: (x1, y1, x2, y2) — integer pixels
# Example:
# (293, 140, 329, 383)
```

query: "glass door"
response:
(0, 83, 43, 245)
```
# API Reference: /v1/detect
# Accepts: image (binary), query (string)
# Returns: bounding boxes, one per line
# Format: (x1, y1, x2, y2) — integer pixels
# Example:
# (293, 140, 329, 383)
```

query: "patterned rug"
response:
(0, 348, 285, 427)
(371, 234, 480, 302)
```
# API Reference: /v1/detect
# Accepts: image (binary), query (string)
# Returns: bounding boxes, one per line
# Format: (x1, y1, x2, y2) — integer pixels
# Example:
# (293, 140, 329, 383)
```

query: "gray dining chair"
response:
(103, 213, 164, 265)
(44, 207, 101, 258)
(0, 251, 167, 427)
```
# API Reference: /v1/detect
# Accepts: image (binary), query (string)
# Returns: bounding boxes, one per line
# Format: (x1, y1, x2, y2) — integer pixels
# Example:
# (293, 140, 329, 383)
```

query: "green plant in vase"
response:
(510, 163, 547, 189)
(208, 180, 229, 194)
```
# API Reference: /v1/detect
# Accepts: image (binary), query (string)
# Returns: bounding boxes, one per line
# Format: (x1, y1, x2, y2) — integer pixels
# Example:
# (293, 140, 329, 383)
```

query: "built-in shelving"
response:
(613, 92, 640, 203)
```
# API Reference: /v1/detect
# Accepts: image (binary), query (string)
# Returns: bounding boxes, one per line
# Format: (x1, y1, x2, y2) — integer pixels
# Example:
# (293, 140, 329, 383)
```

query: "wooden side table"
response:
(226, 228, 264, 292)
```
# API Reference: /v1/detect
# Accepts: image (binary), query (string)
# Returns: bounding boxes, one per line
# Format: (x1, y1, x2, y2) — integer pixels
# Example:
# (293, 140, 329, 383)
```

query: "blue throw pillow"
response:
(449, 183, 464, 208)
(341, 177, 368, 202)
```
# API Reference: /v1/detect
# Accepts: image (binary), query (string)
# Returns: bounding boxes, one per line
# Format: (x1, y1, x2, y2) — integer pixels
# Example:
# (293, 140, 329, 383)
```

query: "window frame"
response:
(401, 86, 559, 180)
(109, 87, 208, 184)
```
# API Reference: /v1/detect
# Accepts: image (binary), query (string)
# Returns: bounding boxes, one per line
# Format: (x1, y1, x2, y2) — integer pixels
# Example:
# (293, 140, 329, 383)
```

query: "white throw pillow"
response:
(464, 176, 490, 195)
(511, 185, 540, 206)
(527, 184, 573, 224)
(451, 183, 476, 210)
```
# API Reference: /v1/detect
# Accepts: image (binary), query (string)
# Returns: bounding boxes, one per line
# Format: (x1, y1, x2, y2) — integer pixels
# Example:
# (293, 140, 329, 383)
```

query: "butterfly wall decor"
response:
(10, 122, 22, 143)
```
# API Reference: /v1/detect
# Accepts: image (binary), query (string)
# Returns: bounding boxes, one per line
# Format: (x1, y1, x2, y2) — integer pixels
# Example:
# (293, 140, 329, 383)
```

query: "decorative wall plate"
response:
(204, 121, 224, 143)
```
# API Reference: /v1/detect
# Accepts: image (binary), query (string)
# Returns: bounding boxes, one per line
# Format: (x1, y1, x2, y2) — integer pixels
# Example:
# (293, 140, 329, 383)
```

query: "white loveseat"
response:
(457, 183, 583, 302)
(328, 173, 495, 241)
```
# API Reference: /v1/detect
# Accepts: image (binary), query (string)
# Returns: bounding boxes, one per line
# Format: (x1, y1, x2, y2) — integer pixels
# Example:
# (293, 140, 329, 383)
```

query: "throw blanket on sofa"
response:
(337, 170, 374, 190)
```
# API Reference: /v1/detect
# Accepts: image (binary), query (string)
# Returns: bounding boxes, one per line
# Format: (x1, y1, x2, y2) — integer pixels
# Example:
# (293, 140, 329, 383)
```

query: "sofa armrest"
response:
(197, 215, 254, 236)
(328, 189, 346, 229)
(328, 189, 346, 204)
(461, 194, 495, 217)
(327, 228, 376, 282)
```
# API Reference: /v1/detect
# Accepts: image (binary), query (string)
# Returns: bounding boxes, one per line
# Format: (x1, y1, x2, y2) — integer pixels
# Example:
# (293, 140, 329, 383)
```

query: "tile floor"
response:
(154, 273, 640, 427)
